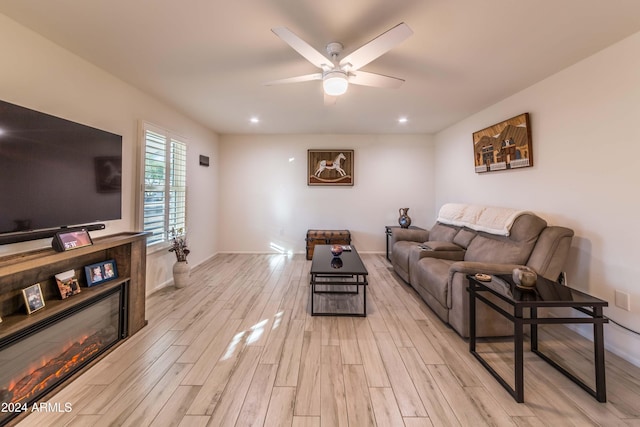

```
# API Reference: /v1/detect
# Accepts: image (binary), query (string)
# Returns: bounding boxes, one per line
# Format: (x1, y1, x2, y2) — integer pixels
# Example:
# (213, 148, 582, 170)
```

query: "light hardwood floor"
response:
(17, 253, 640, 426)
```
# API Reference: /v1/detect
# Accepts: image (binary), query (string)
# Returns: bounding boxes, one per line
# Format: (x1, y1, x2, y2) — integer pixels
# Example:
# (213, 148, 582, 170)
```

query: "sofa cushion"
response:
(464, 214, 547, 265)
(453, 228, 477, 248)
(508, 213, 547, 242)
(409, 243, 465, 285)
(526, 226, 574, 279)
(429, 223, 459, 242)
(413, 257, 454, 308)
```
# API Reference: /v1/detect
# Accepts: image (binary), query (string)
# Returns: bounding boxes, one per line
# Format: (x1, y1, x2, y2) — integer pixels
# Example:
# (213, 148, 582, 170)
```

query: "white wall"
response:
(0, 14, 220, 293)
(434, 31, 640, 365)
(218, 134, 435, 254)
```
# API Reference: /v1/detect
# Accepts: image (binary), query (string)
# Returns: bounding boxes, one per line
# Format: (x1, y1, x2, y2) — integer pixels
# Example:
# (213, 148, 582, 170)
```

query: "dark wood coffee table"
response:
(309, 245, 368, 316)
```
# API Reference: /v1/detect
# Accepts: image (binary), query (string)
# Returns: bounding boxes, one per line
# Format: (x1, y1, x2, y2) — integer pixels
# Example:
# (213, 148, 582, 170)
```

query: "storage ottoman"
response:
(306, 229, 351, 260)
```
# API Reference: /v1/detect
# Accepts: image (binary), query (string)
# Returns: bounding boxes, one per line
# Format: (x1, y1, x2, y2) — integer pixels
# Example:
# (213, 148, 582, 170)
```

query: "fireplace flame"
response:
(1, 331, 110, 405)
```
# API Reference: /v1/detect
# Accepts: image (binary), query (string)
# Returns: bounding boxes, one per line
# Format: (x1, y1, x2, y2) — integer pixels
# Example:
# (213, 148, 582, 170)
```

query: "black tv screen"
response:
(0, 99, 122, 239)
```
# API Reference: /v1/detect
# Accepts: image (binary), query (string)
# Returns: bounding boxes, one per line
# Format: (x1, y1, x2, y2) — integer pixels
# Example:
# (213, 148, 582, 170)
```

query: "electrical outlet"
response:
(614, 290, 631, 311)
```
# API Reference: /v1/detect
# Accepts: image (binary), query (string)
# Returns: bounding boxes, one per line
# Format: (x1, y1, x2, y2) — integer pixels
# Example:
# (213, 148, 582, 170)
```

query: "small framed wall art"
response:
(308, 149, 354, 186)
(472, 113, 532, 173)
(23, 283, 46, 314)
(85, 259, 118, 287)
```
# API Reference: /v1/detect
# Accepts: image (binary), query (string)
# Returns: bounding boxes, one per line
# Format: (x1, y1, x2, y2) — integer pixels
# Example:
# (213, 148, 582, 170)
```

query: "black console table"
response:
(384, 225, 426, 262)
(467, 274, 608, 403)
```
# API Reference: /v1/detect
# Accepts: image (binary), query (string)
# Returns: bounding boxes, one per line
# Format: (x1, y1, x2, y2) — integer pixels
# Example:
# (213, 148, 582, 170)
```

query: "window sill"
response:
(147, 241, 171, 256)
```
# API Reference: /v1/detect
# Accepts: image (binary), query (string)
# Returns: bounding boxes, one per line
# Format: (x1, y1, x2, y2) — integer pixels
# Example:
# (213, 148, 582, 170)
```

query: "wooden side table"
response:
(385, 225, 426, 262)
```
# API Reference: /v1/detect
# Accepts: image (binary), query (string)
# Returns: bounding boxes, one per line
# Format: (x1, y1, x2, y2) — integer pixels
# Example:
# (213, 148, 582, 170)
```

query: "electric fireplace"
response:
(0, 284, 126, 425)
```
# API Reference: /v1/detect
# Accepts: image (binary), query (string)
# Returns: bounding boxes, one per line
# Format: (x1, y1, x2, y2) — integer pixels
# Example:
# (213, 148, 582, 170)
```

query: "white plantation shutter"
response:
(141, 123, 187, 246)
(169, 138, 187, 234)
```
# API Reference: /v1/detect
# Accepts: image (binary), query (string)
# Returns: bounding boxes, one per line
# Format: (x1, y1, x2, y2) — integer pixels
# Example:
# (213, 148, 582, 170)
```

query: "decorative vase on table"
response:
(169, 227, 191, 288)
(398, 208, 412, 228)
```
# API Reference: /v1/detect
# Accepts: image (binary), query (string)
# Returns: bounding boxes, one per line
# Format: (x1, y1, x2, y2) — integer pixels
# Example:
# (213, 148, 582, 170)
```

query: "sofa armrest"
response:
(421, 241, 461, 251)
(415, 241, 465, 262)
(446, 261, 526, 337)
(390, 228, 430, 245)
(448, 261, 527, 282)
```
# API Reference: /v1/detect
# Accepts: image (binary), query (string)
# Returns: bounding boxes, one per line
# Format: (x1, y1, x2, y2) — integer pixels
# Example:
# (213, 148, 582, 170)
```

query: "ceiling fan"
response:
(265, 22, 413, 105)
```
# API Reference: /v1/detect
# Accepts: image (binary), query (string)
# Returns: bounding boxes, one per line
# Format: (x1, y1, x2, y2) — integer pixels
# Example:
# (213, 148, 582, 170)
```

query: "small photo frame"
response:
(84, 259, 118, 287)
(23, 283, 45, 314)
(55, 269, 82, 299)
(53, 228, 93, 252)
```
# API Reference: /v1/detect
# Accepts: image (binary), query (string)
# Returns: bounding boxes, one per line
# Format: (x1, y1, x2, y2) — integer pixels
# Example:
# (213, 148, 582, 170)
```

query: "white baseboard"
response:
(190, 252, 220, 268)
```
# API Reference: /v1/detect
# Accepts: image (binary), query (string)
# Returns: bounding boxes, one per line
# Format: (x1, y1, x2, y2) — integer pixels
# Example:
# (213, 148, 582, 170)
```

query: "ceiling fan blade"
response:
(264, 73, 322, 86)
(349, 71, 405, 89)
(324, 92, 337, 106)
(272, 27, 334, 70)
(339, 22, 413, 71)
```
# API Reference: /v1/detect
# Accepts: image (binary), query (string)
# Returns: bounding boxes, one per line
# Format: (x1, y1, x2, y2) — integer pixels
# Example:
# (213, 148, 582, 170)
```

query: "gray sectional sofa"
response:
(390, 204, 574, 338)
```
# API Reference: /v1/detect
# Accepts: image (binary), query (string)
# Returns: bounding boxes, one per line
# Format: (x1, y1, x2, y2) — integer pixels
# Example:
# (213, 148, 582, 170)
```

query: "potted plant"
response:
(169, 227, 190, 288)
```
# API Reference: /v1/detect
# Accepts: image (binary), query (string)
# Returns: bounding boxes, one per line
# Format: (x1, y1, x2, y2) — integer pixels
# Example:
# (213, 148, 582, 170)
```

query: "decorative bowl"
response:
(512, 267, 537, 288)
(474, 273, 492, 282)
(330, 245, 343, 257)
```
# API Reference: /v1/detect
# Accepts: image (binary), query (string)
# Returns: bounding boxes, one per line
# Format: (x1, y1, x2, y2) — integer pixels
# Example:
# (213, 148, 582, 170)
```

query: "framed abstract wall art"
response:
(473, 113, 532, 173)
(308, 149, 354, 186)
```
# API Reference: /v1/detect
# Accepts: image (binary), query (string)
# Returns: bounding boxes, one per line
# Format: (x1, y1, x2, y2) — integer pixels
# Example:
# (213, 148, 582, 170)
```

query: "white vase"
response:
(173, 261, 190, 288)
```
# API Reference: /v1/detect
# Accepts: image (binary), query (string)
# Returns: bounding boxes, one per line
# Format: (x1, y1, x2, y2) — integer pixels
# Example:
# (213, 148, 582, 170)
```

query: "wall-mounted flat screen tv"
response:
(0, 99, 122, 243)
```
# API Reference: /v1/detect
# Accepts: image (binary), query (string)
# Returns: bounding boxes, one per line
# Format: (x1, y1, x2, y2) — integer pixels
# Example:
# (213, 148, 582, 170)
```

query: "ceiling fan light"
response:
(323, 71, 349, 96)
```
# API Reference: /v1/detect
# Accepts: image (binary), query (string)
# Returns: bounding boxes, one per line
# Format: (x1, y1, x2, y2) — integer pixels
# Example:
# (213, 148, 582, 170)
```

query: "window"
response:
(140, 123, 187, 246)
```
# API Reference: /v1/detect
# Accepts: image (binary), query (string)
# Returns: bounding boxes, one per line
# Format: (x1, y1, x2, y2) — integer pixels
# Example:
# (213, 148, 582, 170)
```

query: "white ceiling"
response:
(2, 0, 640, 134)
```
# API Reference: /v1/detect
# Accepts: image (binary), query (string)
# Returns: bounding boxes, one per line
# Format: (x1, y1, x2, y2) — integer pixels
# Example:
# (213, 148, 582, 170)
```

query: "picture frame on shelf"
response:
(22, 283, 45, 314)
(84, 259, 118, 287)
(55, 269, 82, 299)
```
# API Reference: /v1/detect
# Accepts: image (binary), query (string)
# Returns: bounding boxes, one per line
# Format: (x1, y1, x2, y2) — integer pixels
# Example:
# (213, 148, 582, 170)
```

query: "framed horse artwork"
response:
(308, 149, 354, 186)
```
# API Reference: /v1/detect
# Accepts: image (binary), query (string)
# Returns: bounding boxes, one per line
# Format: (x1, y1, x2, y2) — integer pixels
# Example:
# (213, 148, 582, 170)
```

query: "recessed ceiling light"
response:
(398, 117, 408, 124)
(250, 117, 260, 124)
